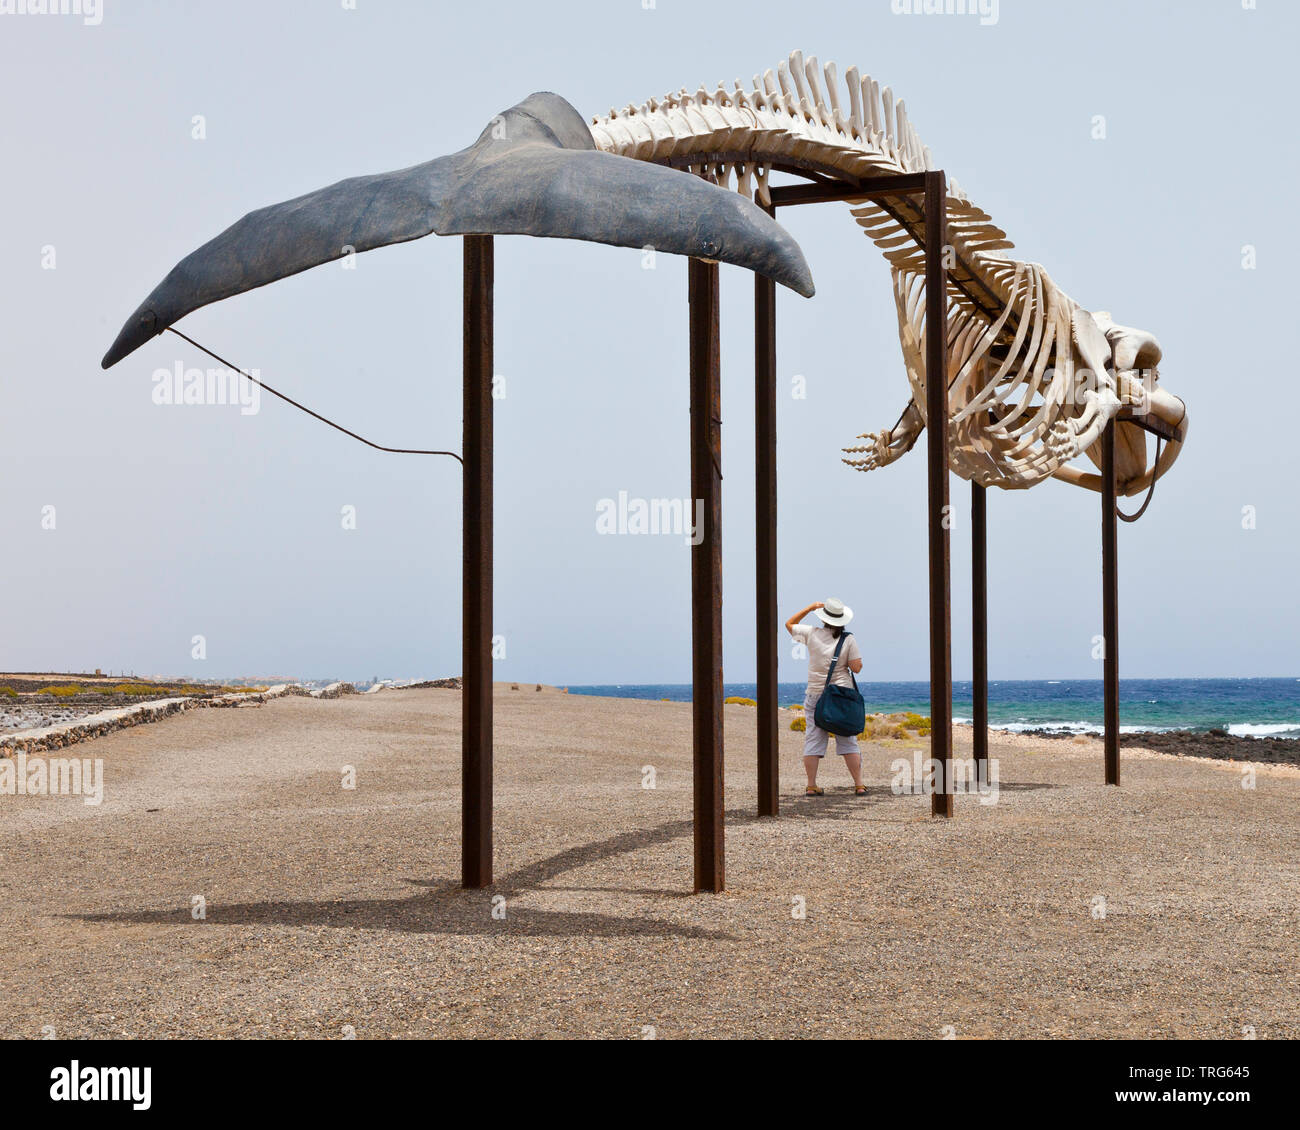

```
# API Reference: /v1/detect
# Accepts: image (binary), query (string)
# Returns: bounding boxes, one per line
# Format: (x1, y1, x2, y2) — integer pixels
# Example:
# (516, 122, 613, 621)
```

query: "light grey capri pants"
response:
(802, 689, 860, 758)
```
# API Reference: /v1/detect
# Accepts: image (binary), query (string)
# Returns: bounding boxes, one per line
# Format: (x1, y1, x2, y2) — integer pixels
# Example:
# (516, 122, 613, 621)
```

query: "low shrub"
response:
(859, 715, 889, 740)
(0, 686, 17, 698)
(46, 684, 85, 697)
(859, 713, 928, 740)
(724, 696, 757, 706)
(903, 711, 932, 735)
(790, 716, 806, 732)
(88, 682, 248, 698)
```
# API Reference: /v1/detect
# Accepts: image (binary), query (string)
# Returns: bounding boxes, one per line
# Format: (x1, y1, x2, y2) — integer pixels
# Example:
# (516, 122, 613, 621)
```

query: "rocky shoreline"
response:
(0, 682, 372, 757)
(0, 674, 477, 757)
(0, 691, 280, 756)
(1016, 726, 1299, 767)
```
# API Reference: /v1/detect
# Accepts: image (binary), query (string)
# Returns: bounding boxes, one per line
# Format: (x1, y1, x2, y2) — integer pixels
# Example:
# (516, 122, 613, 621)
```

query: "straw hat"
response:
(814, 597, 853, 627)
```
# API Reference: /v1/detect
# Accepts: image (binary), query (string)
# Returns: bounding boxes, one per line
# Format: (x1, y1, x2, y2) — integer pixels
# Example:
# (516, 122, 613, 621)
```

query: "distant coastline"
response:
(5, 674, 1297, 768)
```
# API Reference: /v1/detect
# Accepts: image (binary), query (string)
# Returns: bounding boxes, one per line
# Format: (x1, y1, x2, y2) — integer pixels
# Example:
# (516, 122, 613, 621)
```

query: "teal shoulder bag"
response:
(813, 631, 866, 736)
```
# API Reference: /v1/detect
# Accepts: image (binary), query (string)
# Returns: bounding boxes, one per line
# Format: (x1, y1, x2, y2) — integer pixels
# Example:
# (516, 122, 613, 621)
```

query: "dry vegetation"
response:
(789, 708, 931, 740)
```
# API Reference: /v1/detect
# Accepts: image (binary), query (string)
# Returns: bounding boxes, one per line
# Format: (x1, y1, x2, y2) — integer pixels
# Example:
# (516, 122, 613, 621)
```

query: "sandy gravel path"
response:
(2, 688, 1296, 1039)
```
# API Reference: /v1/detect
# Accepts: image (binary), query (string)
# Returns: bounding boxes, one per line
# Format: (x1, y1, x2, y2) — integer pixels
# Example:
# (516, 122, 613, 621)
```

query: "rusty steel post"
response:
(755, 262, 779, 818)
(972, 481, 988, 785)
(462, 234, 493, 888)
(925, 170, 954, 818)
(1102, 420, 1120, 785)
(690, 257, 725, 891)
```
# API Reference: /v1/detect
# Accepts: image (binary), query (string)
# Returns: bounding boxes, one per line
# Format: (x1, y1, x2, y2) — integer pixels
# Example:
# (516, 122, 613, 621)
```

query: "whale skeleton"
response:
(590, 50, 1187, 498)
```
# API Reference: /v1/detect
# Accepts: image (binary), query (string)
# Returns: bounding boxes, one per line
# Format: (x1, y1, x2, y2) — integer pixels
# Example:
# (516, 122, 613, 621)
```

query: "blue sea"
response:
(567, 678, 1300, 739)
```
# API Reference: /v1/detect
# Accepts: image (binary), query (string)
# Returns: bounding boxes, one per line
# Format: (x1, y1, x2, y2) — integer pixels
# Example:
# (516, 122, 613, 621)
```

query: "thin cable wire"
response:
(164, 327, 462, 465)
(1117, 436, 1162, 523)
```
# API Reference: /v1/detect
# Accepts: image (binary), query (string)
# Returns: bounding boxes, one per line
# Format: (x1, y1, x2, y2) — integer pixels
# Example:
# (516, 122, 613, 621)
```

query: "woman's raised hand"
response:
(786, 600, 824, 634)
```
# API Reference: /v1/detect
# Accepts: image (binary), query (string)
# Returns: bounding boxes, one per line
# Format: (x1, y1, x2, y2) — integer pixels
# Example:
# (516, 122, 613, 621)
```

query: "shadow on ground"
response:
(69, 815, 720, 939)
(67, 784, 1052, 938)
(70, 892, 730, 939)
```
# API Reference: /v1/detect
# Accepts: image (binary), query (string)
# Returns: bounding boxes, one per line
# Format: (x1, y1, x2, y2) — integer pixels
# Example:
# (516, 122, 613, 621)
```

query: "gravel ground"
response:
(2, 687, 1297, 1040)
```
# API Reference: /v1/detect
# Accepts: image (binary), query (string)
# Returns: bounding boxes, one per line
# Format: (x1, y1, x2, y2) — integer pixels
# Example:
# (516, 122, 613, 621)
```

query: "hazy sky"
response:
(1, 0, 1296, 685)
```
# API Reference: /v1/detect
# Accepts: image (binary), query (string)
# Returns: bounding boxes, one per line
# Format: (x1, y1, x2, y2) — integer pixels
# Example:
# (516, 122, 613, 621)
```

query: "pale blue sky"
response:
(1, 0, 1295, 684)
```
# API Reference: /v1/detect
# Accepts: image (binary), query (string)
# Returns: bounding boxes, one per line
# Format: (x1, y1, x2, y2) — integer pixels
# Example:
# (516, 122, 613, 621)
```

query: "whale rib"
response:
(590, 53, 1187, 497)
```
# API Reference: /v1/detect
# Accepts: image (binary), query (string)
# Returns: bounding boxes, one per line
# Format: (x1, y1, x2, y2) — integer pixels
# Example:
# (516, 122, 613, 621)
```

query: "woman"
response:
(786, 597, 866, 796)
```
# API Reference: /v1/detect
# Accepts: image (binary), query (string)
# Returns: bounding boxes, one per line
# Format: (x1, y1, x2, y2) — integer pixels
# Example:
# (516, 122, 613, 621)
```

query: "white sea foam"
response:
(984, 720, 1300, 739)
(993, 721, 1176, 736)
(1227, 722, 1300, 739)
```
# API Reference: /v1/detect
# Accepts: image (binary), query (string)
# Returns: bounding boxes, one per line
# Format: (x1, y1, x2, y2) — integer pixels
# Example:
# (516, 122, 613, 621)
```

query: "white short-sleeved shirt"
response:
(791, 624, 862, 696)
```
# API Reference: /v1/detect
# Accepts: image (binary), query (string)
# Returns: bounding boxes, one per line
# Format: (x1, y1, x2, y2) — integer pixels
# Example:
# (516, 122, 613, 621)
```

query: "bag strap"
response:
(821, 630, 849, 692)
(845, 634, 860, 694)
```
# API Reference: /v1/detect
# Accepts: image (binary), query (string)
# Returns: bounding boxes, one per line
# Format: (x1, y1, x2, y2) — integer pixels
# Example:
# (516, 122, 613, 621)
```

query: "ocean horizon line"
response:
(565, 677, 1300, 739)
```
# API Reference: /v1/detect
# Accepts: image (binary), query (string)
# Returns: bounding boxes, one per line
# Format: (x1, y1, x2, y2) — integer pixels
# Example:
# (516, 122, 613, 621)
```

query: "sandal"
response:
(854, 785, 868, 796)
(805, 786, 824, 796)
